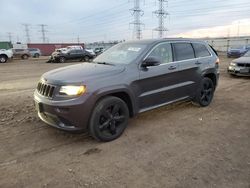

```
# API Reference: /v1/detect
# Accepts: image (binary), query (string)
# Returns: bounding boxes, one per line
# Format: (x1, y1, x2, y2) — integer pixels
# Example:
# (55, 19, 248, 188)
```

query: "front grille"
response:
(37, 82, 55, 98)
(237, 63, 250, 67)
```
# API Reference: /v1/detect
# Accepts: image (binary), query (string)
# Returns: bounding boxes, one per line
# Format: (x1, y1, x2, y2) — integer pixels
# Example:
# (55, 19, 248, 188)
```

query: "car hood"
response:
(42, 63, 125, 84)
(232, 57, 250, 64)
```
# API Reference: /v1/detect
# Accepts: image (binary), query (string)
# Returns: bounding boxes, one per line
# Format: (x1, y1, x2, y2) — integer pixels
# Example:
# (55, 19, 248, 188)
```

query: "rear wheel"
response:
(0, 55, 8, 63)
(89, 96, 129, 142)
(194, 77, 215, 107)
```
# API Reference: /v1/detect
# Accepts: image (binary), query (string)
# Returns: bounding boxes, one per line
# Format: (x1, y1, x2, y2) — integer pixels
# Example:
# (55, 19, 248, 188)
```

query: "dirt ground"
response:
(0, 56, 249, 188)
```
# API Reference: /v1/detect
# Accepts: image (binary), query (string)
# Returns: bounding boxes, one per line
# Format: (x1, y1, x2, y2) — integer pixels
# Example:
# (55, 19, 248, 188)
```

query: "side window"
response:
(192, 43, 210, 58)
(70, 50, 77, 54)
(148, 43, 172, 64)
(173, 43, 195, 61)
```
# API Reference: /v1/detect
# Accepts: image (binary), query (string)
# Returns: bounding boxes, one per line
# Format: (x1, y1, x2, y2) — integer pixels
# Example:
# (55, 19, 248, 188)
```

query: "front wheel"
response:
(84, 56, 90, 62)
(0, 55, 7, 63)
(89, 96, 129, 142)
(34, 53, 40, 58)
(21, 54, 29, 59)
(194, 77, 215, 107)
(59, 57, 66, 63)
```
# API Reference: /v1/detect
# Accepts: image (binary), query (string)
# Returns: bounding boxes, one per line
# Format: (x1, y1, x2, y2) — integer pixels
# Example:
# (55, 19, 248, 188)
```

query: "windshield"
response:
(243, 51, 250, 57)
(93, 43, 146, 64)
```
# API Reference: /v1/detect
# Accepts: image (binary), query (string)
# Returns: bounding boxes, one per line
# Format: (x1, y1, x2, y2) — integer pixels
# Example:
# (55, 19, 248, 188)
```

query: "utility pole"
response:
(153, 0, 169, 38)
(237, 21, 240, 37)
(130, 0, 144, 40)
(22, 24, 31, 43)
(38, 24, 48, 43)
(77, 35, 80, 44)
(7, 32, 12, 43)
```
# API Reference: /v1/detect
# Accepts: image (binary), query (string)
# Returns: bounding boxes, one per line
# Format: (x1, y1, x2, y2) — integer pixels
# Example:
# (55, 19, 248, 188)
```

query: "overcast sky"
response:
(0, 0, 250, 43)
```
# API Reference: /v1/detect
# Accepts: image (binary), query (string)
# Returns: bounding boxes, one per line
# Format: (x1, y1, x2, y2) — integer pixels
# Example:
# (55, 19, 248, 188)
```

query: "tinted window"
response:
(173, 43, 194, 61)
(148, 43, 173, 64)
(75, 50, 83, 54)
(192, 43, 210, 58)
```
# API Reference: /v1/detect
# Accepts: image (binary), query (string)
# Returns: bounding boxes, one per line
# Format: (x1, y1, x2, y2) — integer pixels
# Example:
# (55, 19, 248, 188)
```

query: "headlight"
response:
(230, 62, 236, 66)
(59, 85, 86, 96)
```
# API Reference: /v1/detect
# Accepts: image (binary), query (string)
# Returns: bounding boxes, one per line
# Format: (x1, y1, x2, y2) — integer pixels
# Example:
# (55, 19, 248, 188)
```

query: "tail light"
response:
(215, 58, 220, 65)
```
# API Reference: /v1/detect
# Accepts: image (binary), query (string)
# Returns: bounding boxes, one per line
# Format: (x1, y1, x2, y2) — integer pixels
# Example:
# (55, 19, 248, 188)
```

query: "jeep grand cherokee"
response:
(34, 39, 219, 142)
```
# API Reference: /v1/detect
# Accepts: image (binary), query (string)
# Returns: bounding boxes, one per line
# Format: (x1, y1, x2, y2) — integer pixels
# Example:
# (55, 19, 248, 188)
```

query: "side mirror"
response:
(141, 57, 161, 67)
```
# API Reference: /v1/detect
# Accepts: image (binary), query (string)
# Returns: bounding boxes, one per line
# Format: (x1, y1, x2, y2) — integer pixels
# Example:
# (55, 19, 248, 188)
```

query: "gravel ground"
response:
(0, 56, 249, 188)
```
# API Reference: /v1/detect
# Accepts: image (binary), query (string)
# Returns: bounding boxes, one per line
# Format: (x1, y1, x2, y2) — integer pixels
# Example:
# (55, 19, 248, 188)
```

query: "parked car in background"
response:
(34, 39, 219, 142)
(0, 49, 13, 63)
(227, 45, 250, 58)
(94, 47, 105, 56)
(55, 48, 67, 53)
(48, 48, 94, 63)
(228, 50, 250, 76)
(28, 48, 41, 58)
(85, 48, 96, 56)
(13, 49, 31, 59)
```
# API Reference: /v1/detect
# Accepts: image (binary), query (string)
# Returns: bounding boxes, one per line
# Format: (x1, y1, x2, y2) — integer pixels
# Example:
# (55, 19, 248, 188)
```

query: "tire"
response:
(84, 56, 90, 62)
(0, 55, 8, 63)
(89, 96, 129, 142)
(59, 57, 66, 63)
(194, 77, 215, 107)
(21, 54, 29, 59)
(34, 53, 40, 58)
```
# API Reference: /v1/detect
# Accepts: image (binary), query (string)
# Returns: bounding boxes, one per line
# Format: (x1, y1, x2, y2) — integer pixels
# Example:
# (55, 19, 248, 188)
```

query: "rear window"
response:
(173, 43, 195, 61)
(192, 43, 210, 58)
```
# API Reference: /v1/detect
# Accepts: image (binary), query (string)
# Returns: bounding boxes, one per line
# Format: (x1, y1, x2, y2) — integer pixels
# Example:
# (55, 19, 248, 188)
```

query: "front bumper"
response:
(34, 91, 95, 132)
(48, 56, 59, 62)
(228, 65, 250, 76)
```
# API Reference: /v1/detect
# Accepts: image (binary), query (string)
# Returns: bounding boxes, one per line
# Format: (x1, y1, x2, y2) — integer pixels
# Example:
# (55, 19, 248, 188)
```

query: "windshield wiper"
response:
(95, 62, 114, 66)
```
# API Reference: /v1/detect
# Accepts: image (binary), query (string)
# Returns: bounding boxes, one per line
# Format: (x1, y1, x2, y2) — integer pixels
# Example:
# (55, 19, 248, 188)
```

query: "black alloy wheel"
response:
(89, 96, 129, 142)
(196, 77, 214, 107)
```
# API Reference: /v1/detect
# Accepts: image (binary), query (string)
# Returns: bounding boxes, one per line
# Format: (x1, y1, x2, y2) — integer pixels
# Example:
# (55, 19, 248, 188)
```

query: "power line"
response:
(22, 24, 31, 43)
(7, 32, 12, 43)
(38, 24, 48, 43)
(153, 0, 169, 38)
(130, 0, 144, 40)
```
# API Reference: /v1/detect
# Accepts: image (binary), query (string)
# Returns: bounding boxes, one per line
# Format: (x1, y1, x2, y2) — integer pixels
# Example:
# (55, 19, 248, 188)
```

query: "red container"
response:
(27, 43, 85, 56)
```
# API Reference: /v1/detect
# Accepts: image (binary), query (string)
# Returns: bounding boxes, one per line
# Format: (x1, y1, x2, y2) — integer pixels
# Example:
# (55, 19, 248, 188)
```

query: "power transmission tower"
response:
(38, 24, 48, 43)
(77, 35, 80, 44)
(22, 24, 31, 43)
(130, 0, 144, 40)
(153, 0, 169, 38)
(7, 32, 12, 43)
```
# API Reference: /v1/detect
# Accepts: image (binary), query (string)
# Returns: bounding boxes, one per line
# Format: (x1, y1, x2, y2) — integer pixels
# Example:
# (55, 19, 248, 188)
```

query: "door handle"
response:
(195, 61, 202, 65)
(168, 65, 177, 70)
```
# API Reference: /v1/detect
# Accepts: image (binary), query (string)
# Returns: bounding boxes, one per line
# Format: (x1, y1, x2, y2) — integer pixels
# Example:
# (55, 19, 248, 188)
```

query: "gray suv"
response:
(34, 39, 219, 142)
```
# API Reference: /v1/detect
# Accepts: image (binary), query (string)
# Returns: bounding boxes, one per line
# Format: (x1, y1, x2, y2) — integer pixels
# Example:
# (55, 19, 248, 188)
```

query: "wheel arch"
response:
(0, 54, 8, 59)
(94, 89, 136, 117)
(203, 73, 217, 87)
